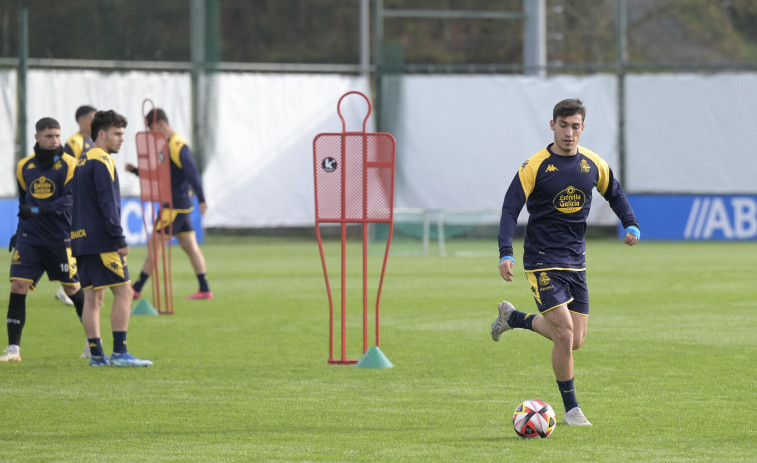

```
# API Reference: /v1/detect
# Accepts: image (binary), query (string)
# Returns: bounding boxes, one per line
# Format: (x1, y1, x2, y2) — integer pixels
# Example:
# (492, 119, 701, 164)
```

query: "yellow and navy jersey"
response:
(64, 132, 95, 160)
(15, 153, 77, 247)
(498, 144, 639, 270)
(167, 134, 206, 211)
(71, 147, 126, 256)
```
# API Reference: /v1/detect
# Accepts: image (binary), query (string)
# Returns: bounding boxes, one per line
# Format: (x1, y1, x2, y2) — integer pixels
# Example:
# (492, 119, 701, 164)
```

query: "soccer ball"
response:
(512, 399, 556, 438)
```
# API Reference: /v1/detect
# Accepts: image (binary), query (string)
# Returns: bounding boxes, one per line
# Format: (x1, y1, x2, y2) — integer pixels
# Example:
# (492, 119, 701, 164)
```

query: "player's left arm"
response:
(594, 159, 640, 246)
(179, 145, 207, 206)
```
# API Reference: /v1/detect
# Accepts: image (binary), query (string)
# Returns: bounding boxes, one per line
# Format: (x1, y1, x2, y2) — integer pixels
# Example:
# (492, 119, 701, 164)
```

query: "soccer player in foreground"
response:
(54, 105, 97, 309)
(491, 98, 640, 426)
(2, 118, 89, 362)
(72, 110, 152, 367)
(126, 108, 212, 300)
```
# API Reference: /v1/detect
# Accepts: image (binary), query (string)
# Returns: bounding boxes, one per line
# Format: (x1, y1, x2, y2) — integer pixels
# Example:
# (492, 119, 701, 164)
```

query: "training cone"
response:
(131, 299, 159, 316)
(355, 346, 393, 369)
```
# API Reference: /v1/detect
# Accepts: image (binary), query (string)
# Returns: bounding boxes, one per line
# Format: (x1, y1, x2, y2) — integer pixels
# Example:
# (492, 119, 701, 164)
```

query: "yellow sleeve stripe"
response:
(66, 133, 84, 159)
(89, 148, 116, 182)
(518, 149, 551, 200)
(16, 155, 35, 191)
(578, 145, 610, 195)
(169, 134, 188, 169)
(62, 154, 77, 185)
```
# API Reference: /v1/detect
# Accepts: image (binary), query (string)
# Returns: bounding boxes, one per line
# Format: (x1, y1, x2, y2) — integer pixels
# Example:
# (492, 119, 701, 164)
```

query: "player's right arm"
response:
(498, 172, 528, 282)
(92, 157, 128, 249)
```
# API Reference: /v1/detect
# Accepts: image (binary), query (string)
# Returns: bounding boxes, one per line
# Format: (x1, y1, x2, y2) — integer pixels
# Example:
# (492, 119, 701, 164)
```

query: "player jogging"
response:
(126, 108, 212, 301)
(71, 109, 152, 367)
(491, 98, 640, 426)
(2, 117, 89, 363)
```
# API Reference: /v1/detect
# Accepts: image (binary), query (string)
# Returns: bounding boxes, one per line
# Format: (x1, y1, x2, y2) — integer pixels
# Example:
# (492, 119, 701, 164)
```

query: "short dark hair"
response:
(553, 98, 586, 122)
(75, 105, 97, 121)
(35, 117, 61, 132)
(91, 110, 128, 142)
(145, 108, 168, 126)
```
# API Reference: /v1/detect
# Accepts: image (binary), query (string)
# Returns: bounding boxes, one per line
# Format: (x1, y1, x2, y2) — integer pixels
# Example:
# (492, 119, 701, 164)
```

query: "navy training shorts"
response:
(525, 268, 589, 315)
(10, 240, 79, 289)
(76, 252, 130, 290)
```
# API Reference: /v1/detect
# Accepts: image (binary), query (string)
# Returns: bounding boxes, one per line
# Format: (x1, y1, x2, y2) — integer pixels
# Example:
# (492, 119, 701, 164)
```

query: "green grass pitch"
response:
(1, 235, 755, 462)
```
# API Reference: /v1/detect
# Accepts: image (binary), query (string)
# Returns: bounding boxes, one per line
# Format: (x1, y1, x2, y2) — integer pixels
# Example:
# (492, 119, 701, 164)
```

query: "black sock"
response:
(197, 273, 210, 292)
(133, 271, 150, 292)
(557, 377, 579, 413)
(507, 310, 536, 331)
(113, 331, 127, 354)
(88, 338, 104, 358)
(68, 288, 85, 321)
(7, 292, 27, 346)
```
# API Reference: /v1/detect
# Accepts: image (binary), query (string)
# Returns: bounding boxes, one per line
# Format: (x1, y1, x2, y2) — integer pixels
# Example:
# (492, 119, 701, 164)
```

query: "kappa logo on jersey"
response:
(54, 160, 63, 170)
(27, 162, 36, 170)
(545, 164, 558, 172)
(77, 158, 86, 166)
(553, 186, 586, 213)
(30, 176, 55, 199)
(520, 160, 529, 170)
(580, 159, 591, 173)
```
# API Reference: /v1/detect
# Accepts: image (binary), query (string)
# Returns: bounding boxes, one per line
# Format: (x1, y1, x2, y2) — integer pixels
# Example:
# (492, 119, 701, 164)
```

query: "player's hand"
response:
(499, 258, 515, 282)
(125, 163, 139, 176)
(117, 245, 129, 256)
(624, 225, 640, 247)
(8, 234, 16, 252)
(199, 202, 208, 215)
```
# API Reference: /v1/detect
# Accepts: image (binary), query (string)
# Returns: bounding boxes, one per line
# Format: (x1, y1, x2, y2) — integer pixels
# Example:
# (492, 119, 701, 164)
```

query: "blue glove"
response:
(625, 225, 641, 240)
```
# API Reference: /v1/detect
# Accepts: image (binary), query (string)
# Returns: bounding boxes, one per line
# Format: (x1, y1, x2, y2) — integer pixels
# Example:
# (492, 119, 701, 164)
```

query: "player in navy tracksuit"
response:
(50, 105, 97, 309)
(126, 108, 212, 300)
(2, 118, 89, 363)
(71, 110, 151, 367)
(490, 99, 640, 426)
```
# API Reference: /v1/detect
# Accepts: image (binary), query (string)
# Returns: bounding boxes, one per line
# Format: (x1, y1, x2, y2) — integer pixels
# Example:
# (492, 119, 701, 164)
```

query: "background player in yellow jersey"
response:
(2, 117, 88, 362)
(126, 108, 212, 300)
(54, 105, 97, 308)
(491, 98, 640, 426)
(64, 105, 96, 160)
